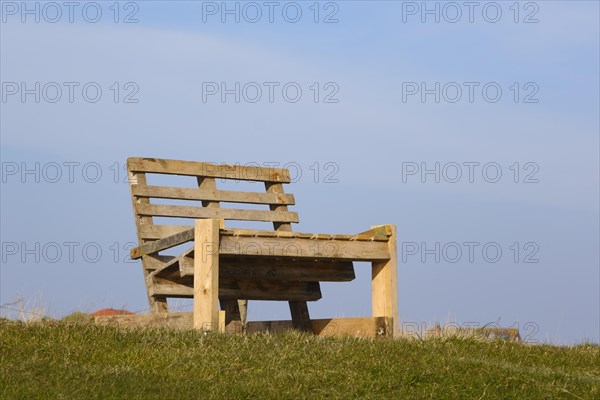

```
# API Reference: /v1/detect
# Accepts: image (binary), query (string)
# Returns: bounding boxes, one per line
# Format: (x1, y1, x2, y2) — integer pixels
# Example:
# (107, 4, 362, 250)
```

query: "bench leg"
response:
(193, 218, 221, 331)
(144, 266, 168, 313)
(289, 301, 312, 332)
(142, 264, 169, 313)
(220, 299, 246, 333)
(148, 295, 168, 313)
(371, 224, 398, 337)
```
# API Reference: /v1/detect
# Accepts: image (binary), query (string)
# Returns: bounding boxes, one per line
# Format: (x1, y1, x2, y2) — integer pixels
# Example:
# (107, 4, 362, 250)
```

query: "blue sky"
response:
(1, 1, 598, 344)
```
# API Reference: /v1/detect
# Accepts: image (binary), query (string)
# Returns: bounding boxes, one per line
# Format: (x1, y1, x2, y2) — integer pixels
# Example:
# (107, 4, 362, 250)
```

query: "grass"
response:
(1, 318, 598, 399)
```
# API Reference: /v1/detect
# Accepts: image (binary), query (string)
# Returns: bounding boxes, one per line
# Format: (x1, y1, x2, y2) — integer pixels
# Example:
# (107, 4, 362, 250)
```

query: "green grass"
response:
(1, 319, 598, 399)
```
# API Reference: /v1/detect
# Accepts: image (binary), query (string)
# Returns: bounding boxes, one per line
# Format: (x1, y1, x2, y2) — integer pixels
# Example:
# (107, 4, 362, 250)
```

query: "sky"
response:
(0, 0, 598, 345)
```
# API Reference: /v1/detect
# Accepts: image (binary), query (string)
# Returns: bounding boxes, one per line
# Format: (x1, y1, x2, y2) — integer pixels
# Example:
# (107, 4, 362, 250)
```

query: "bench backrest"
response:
(127, 157, 298, 243)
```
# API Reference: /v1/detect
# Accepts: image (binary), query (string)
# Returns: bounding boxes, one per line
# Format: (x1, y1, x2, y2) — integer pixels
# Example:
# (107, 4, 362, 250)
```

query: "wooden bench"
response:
(126, 157, 398, 337)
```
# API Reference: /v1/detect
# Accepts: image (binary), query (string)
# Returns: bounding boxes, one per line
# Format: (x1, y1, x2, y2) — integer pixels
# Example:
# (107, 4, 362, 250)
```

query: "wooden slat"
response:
(219, 236, 390, 261)
(142, 254, 176, 271)
(141, 226, 391, 242)
(127, 157, 291, 183)
(148, 280, 193, 297)
(177, 257, 355, 282)
(147, 256, 186, 282)
(131, 228, 195, 259)
(132, 185, 295, 205)
(247, 316, 393, 337)
(136, 204, 299, 223)
(140, 225, 192, 240)
(149, 279, 321, 302)
(95, 313, 394, 338)
(152, 256, 355, 284)
(221, 280, 321, 301)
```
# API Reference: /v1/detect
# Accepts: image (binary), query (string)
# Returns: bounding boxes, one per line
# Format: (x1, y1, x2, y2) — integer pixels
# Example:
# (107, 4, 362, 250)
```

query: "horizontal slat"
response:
(140, 225, 192, 240)
(220, 280, 321, 301)
(94, 313, 394, 337)
(163, 256, 355, 282)
(247, 317, 393, 337)
(149, 279, 321, 301)
(136, 204, 299, 223)
(139, 226, 391, 242)
(219, 236, 390, 261)
(221, 260, 355, 282)
(142, 254, 176, 271)
(127, 157, 291, 183)
(134, 226, 392, 259)
(132, 185, 295, 205)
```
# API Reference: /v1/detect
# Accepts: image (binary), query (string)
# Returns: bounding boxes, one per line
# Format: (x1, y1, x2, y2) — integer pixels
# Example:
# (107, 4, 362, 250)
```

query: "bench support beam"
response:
(371, 224, 399, 337)
(193, 218, 221, 330)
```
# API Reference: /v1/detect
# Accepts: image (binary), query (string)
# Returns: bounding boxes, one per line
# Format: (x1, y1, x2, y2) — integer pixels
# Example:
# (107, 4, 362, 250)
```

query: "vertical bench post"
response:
(371, 224, 398, 337)
(193, 218, 222, 331)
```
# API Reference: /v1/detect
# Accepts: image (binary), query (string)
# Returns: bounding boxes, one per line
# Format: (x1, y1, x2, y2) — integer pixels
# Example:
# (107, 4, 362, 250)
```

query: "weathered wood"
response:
(214, 259, 355, 282)
(146, 249, 193, 281)
(148, 278, 193, 297)
(126, 157, 397, 338)
(198, 177, 247, 328)
(220, 299, 242, 325)
(371, 224, 398, 337)
(265, 181, 312, 331)
(131, 228, 195, 259)
(169, 257, 353, 281)
(194, 219, 221, 331)
(95, 313, 394, 338)
(132, 185, 295, 205)
(136, 203, 299, 223)
(140, 225, 192, 240)
(218, 235, 391, 261)
(128, 170, 168, 313)
(141, 226, 394, 242)
(288, 301, 312, 332)
(142, 254, 176, 271)
(222, 228, 389, 241)
(247, 316, 393, 337)
(354, 225, 393, 239)
(220, 280, 321, 301)
(152, 256, 354, 284)
(150, 279, 322, 302)
(128, 157, 291, 183)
